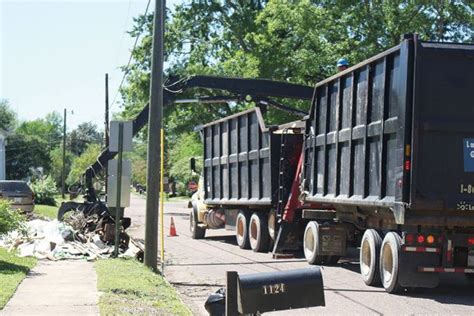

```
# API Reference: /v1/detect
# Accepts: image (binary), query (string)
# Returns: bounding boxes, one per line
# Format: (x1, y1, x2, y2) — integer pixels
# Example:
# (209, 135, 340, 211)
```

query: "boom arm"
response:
(83, 75, 314, 198)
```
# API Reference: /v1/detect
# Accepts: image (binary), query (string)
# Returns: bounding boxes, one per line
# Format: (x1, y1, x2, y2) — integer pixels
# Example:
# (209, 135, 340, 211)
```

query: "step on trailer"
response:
(299, 34, 474, 292)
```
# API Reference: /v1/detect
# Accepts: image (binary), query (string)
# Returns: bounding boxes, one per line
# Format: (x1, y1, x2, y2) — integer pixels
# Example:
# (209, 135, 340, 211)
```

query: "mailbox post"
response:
(226, 271, 238, 316)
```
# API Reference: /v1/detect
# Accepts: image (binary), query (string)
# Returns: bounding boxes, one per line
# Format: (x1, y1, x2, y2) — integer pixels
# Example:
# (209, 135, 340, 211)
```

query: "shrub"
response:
(0, 200, 24, 234)
(168, 133, 202, 193)
(67, 143, 102, 186)
(31, 176, 58, 206)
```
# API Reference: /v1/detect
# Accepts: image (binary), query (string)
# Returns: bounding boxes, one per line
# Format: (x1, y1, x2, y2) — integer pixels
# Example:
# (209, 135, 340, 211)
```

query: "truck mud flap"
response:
(272, 221, 299, 257)
(398, 251, 439, 288)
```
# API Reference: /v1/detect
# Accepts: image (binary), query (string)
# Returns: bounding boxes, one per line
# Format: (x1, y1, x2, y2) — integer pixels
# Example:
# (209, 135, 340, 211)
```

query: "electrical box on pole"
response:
(107, 159, 132, 208)
(108, 120, 133, 257)
(110, 121, 133, 152)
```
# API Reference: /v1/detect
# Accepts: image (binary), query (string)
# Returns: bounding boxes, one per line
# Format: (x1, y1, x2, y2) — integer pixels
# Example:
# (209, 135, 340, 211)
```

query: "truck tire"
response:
(236, 211, 250, 249)
(380, 232, 403, 293)
(190, 206, 206, 239)
(57, 201, 81, 221)
(303, 221, 327, 265)
(268, 209, 277, 243)
(360, 229, 383, 286)
(249, 212, 269, 252)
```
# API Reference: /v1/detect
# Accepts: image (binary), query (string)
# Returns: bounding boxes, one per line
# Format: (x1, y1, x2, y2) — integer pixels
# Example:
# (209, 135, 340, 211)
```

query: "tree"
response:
(6, 133, 51, 180)
(0, 99, 17, 131)
(127, 141, 148, 185)
(68, 122, 103, 156)
(118, 0, 472, 192)
(6, 112, 64, 179)
(16, 114, 63, 150)
(120, 0, 472, 126)
(49, 146, 73, 187)
(67, 143, 102, 185)
(119, 2, 267, 134)
(168, 132, 202, 187)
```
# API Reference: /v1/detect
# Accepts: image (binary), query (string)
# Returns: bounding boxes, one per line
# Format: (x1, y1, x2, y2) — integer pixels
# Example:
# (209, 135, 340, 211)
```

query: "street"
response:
(127, 195, 474, 315)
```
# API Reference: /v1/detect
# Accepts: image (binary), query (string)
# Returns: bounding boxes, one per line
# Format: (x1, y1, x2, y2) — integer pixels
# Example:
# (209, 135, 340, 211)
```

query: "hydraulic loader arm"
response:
(82, 75, 314, 198)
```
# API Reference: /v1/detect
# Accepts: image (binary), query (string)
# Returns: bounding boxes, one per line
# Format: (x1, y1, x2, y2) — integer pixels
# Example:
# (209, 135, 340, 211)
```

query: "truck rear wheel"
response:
(360, 229, 382, 286)
(303, 221, 327, 265)
(380, 232, 403, 293)
(236, 211, 250, 249)
(249, 212, 269, 252)
(190, 206, 206, 239)
(267, 210, 277, 243)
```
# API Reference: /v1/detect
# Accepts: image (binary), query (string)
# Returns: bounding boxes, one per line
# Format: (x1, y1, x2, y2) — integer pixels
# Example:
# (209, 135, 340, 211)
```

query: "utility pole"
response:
(61, 108, 67, 199)
(145, 0, 165, 271)
(105, 73, 110, 200)
(105, 73, 110, 148)
(113, 123, 124, 258)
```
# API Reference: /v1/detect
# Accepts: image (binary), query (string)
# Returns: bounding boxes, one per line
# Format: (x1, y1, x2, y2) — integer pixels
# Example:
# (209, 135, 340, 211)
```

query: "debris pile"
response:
(0, 218, 143, 261)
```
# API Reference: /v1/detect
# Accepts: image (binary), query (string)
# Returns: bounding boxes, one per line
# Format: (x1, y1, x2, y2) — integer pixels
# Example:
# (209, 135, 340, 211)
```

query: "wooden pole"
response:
(145, 0, 165, 271)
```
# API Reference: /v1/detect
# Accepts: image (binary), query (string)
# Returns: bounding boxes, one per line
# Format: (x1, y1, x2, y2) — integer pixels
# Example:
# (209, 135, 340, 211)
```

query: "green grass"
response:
(0, 248, 37, 309)
(34, 204, 58, 220)
(34, 195, 81, 220)
(95, 258, 192, 315)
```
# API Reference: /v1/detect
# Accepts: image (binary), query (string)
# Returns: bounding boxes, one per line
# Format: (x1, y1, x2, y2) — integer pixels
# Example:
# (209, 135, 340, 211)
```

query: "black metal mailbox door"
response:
(236, 267, 325, 314)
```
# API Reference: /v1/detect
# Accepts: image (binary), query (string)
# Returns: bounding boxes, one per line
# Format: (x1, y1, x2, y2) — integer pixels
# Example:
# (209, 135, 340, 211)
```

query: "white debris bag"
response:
(0, 219, 74, 259)
(1, 218, 142, 261)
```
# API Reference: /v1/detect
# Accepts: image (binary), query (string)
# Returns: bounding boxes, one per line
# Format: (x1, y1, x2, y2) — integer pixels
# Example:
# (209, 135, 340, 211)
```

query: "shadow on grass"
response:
(0, 260, 31, 275)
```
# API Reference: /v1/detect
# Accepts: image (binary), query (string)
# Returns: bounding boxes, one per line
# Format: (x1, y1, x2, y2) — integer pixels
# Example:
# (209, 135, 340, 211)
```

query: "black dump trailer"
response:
(300, 34, 474, 292)
(197, 107, 304, 252)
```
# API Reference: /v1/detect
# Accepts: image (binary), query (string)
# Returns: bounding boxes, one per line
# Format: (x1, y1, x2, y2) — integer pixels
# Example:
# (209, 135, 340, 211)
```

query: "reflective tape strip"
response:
(419, 267, 474, 273)
(402, 246, 440, 253)
(419, 267, 435, 272)
(447, 240, 453, 262)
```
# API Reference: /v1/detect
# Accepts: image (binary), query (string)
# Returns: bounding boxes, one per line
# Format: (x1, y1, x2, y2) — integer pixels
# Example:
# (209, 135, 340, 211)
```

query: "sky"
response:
(1, 0, 180, 130)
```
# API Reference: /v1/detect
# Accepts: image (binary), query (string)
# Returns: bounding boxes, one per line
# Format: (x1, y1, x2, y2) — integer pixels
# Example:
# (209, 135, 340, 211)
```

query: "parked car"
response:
(0, 181, 35, 213)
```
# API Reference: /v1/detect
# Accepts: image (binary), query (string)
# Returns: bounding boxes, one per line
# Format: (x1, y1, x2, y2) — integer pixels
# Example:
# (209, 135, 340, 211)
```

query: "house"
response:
(0, 129, 6, 180)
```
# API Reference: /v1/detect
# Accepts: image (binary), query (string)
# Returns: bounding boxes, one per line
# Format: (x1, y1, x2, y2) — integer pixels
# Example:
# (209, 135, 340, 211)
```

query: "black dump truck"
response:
(191, 108, 305, 252)
(190, 34, 474, 293)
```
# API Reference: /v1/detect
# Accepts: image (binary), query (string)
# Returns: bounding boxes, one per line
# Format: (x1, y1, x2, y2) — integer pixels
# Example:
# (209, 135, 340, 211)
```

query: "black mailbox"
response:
(226, 268, 325, 315)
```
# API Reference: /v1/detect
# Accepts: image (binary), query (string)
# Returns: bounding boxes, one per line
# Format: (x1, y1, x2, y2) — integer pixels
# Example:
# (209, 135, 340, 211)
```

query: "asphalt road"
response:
(126, 195, 474, 315)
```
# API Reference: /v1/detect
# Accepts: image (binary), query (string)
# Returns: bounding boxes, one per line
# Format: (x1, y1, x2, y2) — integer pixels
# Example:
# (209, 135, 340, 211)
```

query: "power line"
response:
(5, 137, 100, 152)
(5, 142, 62, 152)
(114, 0, 133, 68)
(110, 0, 152, 111)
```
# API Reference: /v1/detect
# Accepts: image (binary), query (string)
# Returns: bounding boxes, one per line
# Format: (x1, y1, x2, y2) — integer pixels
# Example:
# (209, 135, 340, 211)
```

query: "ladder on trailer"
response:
(276, 128, 291, 219)
(272, 128, 300, 258)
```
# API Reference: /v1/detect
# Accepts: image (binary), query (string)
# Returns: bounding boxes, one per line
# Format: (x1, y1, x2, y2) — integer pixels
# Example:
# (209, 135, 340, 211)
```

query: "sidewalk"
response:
(1, 260, 99, 316)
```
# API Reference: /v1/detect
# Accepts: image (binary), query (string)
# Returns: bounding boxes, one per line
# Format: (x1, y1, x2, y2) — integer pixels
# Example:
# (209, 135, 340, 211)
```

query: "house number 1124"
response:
(262, 283, 286, 295)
